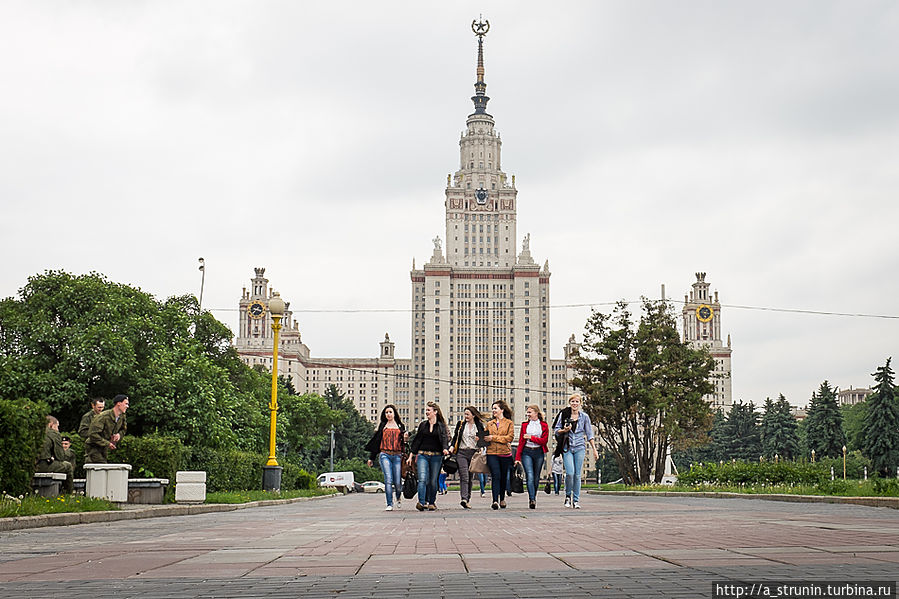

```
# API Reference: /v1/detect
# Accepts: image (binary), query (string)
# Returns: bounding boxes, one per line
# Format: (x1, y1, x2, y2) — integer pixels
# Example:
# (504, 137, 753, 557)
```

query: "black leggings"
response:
(486, 454, 513, 502)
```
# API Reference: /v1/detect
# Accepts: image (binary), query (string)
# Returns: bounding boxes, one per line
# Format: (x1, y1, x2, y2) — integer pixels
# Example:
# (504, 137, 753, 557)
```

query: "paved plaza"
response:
(1, 492, 897, 598)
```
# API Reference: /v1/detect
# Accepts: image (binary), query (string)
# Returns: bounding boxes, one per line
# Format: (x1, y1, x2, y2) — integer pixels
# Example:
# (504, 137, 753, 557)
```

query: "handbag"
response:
(469, 450, 489, 474)
(511, 462, 525, 494)
(442, 454, 459, 475)
(543, 481, 551, 494)
(402, 471, 417, 499)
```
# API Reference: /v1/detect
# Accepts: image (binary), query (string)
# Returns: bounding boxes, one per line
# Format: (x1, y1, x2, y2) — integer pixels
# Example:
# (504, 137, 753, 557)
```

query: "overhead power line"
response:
(208, 299, 899, 320)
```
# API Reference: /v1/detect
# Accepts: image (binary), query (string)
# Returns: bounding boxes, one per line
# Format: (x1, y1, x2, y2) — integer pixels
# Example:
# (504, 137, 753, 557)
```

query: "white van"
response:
(317, 471, 355, 491)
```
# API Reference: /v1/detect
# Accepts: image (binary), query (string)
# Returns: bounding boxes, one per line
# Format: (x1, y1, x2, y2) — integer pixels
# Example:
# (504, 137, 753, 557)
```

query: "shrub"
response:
(0, 397, 48, 495)
(189, 448, 314, 492)
(678, 460, 827, 487)
(110, 434, 187, 482)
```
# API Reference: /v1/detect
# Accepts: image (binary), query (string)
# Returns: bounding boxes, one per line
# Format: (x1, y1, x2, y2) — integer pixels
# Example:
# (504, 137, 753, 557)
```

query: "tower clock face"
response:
(696, 304, 713, 323)
(475, 187, 488, 205)
(248, 301, 266, 319)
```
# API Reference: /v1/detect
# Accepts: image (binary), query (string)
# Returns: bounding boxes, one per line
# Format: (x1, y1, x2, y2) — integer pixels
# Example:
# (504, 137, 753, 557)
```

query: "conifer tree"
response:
(720, 401, 761, 461)
(761, 394, 800, 460)
(862, 358, 899, 478)
(804, 381, 845, 458)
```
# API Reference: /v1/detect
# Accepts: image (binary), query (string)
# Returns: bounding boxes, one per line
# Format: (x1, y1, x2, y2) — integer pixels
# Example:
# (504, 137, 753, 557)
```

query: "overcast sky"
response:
(2, 1, 897, 409)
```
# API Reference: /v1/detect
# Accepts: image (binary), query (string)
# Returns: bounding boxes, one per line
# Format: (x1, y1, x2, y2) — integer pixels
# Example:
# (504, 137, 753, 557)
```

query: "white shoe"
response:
(573, 502, 581, 509)
(564, 497, 571, 508)
(395, 499, 402, 508)
(385, 505, 393, 511)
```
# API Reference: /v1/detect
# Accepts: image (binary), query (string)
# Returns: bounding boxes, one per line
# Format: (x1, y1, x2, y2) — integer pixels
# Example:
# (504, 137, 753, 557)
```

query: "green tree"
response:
(571, 299, 715, 484)
(279, 391, 343, 464)
(841, 401, 868, 453)
(760, 394, 800, 460)
(862, 358, 899, 478)
(302, 385, 374, 468)
(0, 271, 271, 450)
(719, 401, 761, 461)
(804, 381, 845, 459)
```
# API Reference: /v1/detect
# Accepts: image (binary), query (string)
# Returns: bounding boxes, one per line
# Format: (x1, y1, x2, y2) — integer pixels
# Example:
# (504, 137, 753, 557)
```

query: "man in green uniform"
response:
(84, 394, 129, 464)
(61, 435, 76, 469)
(78, 397, 105, 437)
(35, 416, 74, 494)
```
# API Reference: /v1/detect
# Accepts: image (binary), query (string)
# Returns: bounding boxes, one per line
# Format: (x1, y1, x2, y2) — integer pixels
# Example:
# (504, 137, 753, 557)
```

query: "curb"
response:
(0, 493, 341, 532)
(587, 490, 899, 509)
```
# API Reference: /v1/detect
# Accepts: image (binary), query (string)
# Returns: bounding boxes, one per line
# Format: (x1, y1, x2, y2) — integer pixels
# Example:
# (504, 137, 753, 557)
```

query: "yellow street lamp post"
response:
(262, 291, 286, 492)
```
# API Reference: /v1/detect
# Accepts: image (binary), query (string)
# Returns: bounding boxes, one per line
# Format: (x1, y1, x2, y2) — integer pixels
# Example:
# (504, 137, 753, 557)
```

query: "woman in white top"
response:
(449, 406, 485, 509)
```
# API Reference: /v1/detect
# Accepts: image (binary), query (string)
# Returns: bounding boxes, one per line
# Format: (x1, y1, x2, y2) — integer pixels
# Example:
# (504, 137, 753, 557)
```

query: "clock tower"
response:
(682, 272, 733, 409)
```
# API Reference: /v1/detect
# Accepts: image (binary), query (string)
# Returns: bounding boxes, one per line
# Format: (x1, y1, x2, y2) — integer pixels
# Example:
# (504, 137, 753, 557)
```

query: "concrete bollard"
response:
(175, 471, 207, 504)
(84, 463, 132, 502)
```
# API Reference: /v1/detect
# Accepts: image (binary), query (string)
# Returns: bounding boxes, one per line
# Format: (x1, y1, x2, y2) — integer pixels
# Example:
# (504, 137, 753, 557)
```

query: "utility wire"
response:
(209, 299, 899, 320)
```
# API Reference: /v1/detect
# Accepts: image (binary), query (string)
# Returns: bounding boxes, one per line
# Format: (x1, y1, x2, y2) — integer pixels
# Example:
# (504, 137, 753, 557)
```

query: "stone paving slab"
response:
(0, 493, 897, 597)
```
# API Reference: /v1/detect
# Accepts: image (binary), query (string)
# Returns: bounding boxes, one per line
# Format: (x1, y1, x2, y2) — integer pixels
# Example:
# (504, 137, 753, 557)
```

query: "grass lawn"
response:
(595, 480, 899, 497)
(205, 488, 338, 504)
(0, 493, 118, 518)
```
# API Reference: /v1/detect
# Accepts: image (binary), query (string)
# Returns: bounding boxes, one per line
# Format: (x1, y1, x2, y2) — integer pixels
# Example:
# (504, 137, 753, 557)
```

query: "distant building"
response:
(234, 267, 410, 424)
(838, 387, 873, 407)
(682, 272, 733, 409)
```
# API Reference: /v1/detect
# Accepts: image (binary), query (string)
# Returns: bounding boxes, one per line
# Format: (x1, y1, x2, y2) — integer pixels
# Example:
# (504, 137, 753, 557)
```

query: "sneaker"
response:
(481, 492, 486, 498)
(491, 502, 499, 510)
(427, 504, 437, 511)
(499, 500, 506, 509)
(564, 497, 571, 508)
(529, 500, 536, 509)
(395, 499, 402, 509)
(573, 501, 581, 509)
(416, 502, 425, 511)
(385, 505, 393, 511)
(460, 500, 470, 509)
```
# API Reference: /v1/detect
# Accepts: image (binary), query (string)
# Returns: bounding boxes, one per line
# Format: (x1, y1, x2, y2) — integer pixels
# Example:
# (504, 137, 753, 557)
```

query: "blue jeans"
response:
(378, 452, 402, 507)
(478, 473, 487, 493)
(486, 454, 512, 503)
(520, 447, 545, 502)
(563, 447, 586, 503)
(553, 473, 563, 494)
(416, 454, 442, 506)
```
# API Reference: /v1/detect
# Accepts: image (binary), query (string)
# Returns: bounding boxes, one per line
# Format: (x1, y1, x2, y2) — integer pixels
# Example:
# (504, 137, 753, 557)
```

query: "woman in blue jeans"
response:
(407, 401, 450, 511)
(514, 405, 549, 509)
(364, 405, 407, 511)
(553, 393, 599, 509)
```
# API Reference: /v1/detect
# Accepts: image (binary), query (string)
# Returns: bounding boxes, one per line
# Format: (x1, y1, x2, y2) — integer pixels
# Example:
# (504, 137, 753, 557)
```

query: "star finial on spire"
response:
(470, 17, 491, 114)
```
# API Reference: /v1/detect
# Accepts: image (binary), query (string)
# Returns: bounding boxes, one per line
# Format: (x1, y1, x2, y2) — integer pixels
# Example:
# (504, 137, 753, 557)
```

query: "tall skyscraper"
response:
(410, 20, 563, 425)
(682, 272, 733, 408)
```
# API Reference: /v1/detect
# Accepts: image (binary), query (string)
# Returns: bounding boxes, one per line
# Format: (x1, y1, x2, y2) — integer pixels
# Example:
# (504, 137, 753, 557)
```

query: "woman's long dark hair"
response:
(492, 400, 512, 420)
(379, 404, 404, 430)
(464, 405, 485, 422)
(426, 401, 447, 426)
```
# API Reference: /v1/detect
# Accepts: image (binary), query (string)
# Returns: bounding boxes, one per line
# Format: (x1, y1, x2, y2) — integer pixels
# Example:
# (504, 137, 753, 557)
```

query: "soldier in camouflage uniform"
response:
(84, 394, 129, 464)
(35, 416, 74, 493)
(78, 397, 105, 438)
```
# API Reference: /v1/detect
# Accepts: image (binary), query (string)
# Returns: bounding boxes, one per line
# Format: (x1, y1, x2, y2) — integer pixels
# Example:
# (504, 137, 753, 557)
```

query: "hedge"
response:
(188, 447, 314, 492)
(678, 456, 874, 487)
(0, 398, 48, 496)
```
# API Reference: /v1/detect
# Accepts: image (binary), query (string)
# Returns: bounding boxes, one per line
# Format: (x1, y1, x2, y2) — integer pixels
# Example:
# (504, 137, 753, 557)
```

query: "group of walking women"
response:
(365, 393, 599, 511)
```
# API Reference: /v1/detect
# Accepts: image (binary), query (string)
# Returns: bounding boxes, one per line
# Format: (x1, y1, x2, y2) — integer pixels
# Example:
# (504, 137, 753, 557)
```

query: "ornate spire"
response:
(471, 18, 490, 114)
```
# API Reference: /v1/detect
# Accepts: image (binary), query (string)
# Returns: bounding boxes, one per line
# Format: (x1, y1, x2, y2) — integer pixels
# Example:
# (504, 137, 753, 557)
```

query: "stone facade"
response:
(682, 272, 733, 409)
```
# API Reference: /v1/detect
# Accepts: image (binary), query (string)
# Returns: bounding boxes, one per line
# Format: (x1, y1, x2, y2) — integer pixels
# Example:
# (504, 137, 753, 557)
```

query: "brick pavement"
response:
(0, 492, 897, 597)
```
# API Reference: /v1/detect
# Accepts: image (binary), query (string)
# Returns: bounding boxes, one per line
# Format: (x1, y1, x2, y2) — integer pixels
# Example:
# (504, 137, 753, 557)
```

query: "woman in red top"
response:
(514, 405, 549, 509)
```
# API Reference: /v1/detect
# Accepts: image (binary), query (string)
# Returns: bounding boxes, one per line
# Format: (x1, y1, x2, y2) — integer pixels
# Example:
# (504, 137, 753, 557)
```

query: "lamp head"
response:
(268, 292, 286, 316)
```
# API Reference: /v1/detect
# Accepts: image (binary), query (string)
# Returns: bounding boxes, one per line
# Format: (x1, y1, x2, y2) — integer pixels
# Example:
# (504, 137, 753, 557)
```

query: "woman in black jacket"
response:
(407, 402, 450, 511)
(365, 405, 407, 510)
(449, 406, 486, 509)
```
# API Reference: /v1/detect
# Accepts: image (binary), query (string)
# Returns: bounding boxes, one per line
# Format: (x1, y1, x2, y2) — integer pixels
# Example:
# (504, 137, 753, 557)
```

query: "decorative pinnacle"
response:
(471, 18, 490, 114)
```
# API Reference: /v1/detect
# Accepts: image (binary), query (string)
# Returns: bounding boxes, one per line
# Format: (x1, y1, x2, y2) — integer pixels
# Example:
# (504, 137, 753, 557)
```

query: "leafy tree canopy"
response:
(0, 271, 272, 451)
(571, 299, 715, 484)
